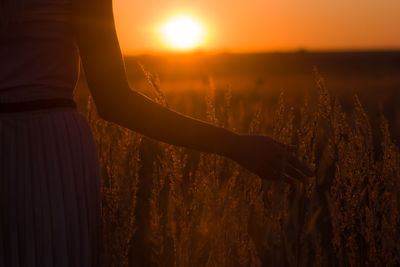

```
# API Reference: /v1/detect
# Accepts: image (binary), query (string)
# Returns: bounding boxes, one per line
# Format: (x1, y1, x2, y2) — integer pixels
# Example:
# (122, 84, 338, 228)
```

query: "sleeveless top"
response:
(0, 0, 80, 103)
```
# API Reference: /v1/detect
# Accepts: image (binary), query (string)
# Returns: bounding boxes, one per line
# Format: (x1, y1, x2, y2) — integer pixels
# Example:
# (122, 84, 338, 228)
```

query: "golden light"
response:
(159, 14, 206, 50)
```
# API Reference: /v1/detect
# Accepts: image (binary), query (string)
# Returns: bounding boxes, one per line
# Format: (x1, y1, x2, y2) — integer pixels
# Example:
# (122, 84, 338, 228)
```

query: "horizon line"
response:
(122, 47, 400, 57)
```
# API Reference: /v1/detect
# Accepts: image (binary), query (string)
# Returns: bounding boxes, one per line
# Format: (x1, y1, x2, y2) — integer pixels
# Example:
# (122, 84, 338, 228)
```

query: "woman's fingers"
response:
(238, 135, 314, 184)
(285, 154, 314, 177)
(282, 164, 309, 183)
(272, 141, 313, 178)
(275, 170, 302, 185)
(280, 174, 298, 185)
(273, 145, 313, 178)
(258, 162, 308, 185)
(258, 158, 309, 184)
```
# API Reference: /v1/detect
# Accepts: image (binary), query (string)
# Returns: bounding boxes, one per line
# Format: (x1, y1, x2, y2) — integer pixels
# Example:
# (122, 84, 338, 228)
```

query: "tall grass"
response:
(86, 67, 400, 266)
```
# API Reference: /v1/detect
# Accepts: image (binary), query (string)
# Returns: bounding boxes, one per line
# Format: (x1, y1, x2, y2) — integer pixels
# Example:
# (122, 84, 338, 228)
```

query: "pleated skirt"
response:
(0, 108, 104, 267)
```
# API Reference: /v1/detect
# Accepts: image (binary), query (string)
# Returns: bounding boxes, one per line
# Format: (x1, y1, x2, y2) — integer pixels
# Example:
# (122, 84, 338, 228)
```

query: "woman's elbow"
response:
(89, 96, 116, 123)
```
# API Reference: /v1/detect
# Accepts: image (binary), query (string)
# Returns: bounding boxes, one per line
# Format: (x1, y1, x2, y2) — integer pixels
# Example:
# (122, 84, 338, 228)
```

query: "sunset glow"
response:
(159, 15, 206, 50)
(112, 0, 400, 54)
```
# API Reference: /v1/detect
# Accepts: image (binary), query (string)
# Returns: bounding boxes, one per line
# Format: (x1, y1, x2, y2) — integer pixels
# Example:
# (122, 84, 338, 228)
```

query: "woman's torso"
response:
(0, 0, 79, 103)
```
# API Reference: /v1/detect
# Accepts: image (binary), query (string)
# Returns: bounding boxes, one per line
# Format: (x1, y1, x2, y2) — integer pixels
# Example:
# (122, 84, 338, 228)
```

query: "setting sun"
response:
(159, 14, 206, 50)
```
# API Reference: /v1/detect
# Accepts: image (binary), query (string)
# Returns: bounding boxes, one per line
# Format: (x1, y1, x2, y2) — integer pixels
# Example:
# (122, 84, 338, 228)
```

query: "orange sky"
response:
(113, 0, 400, 54)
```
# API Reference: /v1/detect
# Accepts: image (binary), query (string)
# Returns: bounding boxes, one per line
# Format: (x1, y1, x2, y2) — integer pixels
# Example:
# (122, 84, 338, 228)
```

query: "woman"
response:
(0, 0, 313, 266)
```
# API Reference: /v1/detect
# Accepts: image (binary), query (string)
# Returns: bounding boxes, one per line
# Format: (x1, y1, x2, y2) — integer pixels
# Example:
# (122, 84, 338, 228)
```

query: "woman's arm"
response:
(71, 0, 237, 156)
(71, 0, 313, 183)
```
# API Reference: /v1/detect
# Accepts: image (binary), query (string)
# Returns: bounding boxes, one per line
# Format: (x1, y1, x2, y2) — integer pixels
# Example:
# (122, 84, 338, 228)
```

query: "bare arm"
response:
(71, 0, 238, 156)
(71, 0, 313, 183)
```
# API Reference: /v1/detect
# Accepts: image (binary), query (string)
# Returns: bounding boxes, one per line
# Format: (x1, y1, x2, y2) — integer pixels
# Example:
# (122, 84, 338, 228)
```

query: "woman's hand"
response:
(227, 134, 314, 184)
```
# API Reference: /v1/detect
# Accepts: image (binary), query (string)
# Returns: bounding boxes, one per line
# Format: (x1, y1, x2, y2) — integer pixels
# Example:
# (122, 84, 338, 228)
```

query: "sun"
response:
(159, 14, 206, 50)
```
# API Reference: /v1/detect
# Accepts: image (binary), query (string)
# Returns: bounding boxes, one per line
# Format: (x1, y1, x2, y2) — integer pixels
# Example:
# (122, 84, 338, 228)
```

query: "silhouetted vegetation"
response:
(76, 53, 400, 266)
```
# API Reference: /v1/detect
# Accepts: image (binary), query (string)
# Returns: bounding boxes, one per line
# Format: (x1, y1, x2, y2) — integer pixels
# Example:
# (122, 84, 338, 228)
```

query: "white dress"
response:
(0, 0, 104, 266)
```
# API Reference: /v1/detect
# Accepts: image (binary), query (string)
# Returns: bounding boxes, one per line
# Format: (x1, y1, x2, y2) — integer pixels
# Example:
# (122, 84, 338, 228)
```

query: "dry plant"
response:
(86, 66, 400, 266)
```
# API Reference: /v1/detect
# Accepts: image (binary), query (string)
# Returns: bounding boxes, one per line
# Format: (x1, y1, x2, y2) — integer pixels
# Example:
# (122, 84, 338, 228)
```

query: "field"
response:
(75, 51, 400, 266)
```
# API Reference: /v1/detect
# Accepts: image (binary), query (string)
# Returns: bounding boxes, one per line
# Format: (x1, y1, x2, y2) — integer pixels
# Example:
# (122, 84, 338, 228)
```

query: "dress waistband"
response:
(0, 98, 76, 113)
